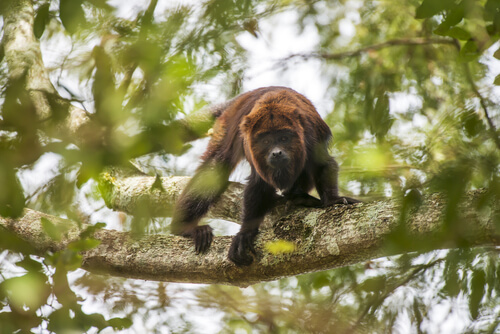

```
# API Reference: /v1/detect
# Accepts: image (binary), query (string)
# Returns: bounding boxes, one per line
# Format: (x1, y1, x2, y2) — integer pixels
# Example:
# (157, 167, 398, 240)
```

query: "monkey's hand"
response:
(285, 192, 323, 208)
(228, 229, 258, 266)
(177, 225, 214, 254)
(327, 196, 362, 205)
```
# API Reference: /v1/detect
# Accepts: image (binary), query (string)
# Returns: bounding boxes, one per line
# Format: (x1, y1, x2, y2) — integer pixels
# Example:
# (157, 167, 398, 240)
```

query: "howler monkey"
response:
(171, 86, 359, 266)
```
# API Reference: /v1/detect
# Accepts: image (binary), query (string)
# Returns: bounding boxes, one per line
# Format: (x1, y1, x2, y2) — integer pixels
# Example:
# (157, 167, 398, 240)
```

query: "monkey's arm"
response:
(228, 174, 277, 266)
(314, 150, 361, 205)
(171, 160, 232, 253)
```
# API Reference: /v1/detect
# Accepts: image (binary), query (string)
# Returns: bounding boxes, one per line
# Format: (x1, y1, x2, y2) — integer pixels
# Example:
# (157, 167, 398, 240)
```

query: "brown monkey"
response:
(171, 86, 359, 266)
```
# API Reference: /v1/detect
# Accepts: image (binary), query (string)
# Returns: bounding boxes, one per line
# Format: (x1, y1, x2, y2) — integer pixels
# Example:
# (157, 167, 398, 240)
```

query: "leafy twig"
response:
(347, 257, 444, 333)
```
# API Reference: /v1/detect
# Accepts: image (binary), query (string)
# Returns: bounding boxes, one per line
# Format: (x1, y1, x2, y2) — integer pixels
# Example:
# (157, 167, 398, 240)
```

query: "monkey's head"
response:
(241, 93, 307, 191)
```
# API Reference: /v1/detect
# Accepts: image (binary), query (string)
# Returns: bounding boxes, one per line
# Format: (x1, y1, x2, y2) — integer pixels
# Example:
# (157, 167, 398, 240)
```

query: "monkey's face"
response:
(245, 118, 306, 190)
(240, 98, 308, 190)
(254, 130, 293, 169)
(247, 128, 306, 191)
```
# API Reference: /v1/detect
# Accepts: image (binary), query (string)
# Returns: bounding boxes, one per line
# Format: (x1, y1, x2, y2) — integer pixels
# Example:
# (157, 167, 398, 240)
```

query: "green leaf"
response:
(1, 273, 50, 311)
(359, 276, 386, 292)
(458, 40, 479, 62)
(442, 251, 461, 297)
(0, 164, 26, 218)
(77, 162, 94, 187)
(92, 45, 117, 121)
(41, 217, 62, 241)
(494, 74, 500, 85)
(371, 93, 393, 140)
(79, 222, 106, 239)
(47, 307, 74, 333)
(59, 0, 86, 34)
(85, 0, 113, 11)
(434, 24, 450, 36)
(444, 5, 465, 26)
(108, 317, 133, 330)
(493, 47, 500, 59)
(83, 312, 108, 331)
(434, 5, 465, 34)
(16, 257, 43, 272)
(312, 273, 331, 290)
(68, 238, 101, 251)
(445, 27, 471, 40)
(461, 109, 485, 137)
(0, 228, 35, 254)
(415, 0, 454, 19)
(34, 3, 50, 39)
(151, 173, 165, 192)
(45, 248, 82, 270)
(485, 0, 500, 22)
(469, 269, 486, 319)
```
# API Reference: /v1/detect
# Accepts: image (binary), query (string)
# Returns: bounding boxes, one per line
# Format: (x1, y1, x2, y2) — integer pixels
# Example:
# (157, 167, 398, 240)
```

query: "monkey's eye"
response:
(280, 136, 288, 142)
(263, 139, 270, 145)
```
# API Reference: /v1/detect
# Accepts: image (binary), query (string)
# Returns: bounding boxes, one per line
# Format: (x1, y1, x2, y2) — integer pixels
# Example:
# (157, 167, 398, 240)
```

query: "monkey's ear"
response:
(240, 115, 252, 133)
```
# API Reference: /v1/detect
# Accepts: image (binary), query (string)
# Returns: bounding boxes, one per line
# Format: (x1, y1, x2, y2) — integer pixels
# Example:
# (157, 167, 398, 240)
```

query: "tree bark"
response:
(2, 0, 92, 145)
(1, 178, 498, 287)
(99, 171, 245, 221)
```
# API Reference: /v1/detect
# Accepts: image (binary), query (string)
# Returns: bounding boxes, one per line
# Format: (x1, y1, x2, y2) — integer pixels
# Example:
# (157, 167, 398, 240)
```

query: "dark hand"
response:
(287, 192, 323, 208)
(328, 196, 362, 205)
(180, 225, 214, 254)
(228, 229, 258, 266)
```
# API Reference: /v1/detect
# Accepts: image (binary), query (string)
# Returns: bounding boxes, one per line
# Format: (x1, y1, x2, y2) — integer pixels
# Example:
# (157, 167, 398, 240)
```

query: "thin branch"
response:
(463, 62, 500, 151)
(348, 258, 444, 333)
(283, 37, 457, 62)
(284, 34, 499, 150)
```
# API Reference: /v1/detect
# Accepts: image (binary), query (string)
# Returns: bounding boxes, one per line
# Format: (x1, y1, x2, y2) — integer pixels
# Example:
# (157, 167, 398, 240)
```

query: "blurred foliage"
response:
(0, 223, 132, 333)
(0, 0, 499, 332)
(198, 248, 500, 333)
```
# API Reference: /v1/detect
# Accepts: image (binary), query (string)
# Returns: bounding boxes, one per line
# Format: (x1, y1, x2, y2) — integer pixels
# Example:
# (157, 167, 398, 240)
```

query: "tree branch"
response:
(463, 62, 500, 151)
(349, 258, 443, 333)
(1, 175, 498, 287)
(283, 37, 457, 62)
(99, 172, 244, 221)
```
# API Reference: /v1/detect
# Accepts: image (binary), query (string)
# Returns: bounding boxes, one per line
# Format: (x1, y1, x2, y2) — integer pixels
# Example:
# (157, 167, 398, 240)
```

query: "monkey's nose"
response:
(268, 148, 289, 167)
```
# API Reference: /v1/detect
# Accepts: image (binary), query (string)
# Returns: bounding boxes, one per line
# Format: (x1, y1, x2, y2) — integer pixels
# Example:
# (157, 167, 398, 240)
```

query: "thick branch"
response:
(1, 184, 498, 287)
(99, 173, 244, 221)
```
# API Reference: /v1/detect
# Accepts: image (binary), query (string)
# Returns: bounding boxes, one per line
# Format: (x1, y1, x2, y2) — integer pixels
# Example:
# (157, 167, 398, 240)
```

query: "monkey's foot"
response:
(228, 229, 258, 266)
(288, 193, 323, 208)
(329, 196, 362, 205)
(179, 225, 214, 254)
